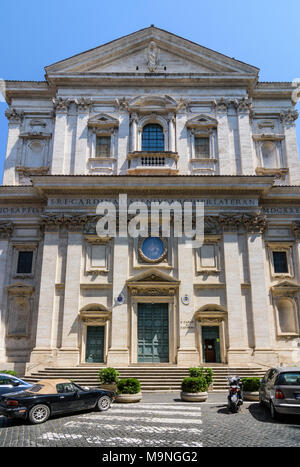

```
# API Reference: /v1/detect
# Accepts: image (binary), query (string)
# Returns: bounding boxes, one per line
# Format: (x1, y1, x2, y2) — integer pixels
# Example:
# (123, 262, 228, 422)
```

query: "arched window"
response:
(142, 124, 164, 151)
(278, 298, 297, 333)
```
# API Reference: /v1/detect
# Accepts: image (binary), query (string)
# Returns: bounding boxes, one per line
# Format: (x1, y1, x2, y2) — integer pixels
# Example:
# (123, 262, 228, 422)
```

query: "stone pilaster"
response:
(280, 110, 300, 184)
(177, 237, 199, 366)
(3, 109, 23, 185)
(176, 113, 188, 173)
(107, 237, 130, 366)
(221, 217, 250, 363)
(30, 225, 60, 366)
(246, 219, 275, 365)
(0, 223, 13, 363)
(168, 112, 176, 152)
(74, 98, 91, 175)
(51, 98, 70, 174)
(235, 98, 255, 175)
(214, 99, 232, 175)
(59, 225, 83, 365)
(117, 104, 130, 175)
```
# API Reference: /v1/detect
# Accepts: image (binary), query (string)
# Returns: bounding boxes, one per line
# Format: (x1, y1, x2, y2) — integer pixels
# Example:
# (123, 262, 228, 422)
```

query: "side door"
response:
(53, 383, 83, 413)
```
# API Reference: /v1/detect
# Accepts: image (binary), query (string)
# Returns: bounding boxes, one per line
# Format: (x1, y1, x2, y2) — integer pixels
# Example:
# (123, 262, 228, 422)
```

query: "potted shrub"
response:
(181, 376, 208, 402)
(116, 378, 142, 403)
(241, 377, 261, 401)
(189, 367, 214, 391)
(98, 367, 120, 391)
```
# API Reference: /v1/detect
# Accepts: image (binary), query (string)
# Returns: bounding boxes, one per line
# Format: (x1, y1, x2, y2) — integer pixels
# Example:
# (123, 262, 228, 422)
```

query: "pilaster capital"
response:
(219, 213, 267, 233)
(52, 97, 71, 114)
(292, 221, 300, 239)
(75, 97, 92, 113)
(0, 222, 13, 239)
(115, 97, 129, 112)
(280, 109, 299, 126)
(41, 214, 89, 231)
(234, 97, 252, 113)
(5, 107, 24, 124)
(130, 112, 138, 124)
(213, 98, 230, 113)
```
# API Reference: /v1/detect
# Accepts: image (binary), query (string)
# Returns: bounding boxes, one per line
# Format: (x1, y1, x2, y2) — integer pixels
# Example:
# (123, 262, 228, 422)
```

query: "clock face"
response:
(141, 237, 165, 261)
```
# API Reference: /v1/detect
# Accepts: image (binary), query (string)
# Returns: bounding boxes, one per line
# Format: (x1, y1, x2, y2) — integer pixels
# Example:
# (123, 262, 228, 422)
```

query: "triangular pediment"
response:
(127, 268, 180, 285)
(88, 113, 119, 128)
(186, 114, 218, 128)
(271, 280, 300, 295)
(45, 27, 259, 77)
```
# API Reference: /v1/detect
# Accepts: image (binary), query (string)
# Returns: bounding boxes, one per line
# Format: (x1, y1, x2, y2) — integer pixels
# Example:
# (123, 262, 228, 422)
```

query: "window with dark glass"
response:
(142, 124, 164, 151)
(96, 136, 111, 157)
(17, 251, 33, 274)
(273, 251, 288, 274)
(195, 137, 210, 158)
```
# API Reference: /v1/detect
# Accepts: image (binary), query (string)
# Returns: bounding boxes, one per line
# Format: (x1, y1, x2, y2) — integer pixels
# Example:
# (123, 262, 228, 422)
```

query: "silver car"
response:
(0, 373, 32, 396)
(259, 367, 300, 420)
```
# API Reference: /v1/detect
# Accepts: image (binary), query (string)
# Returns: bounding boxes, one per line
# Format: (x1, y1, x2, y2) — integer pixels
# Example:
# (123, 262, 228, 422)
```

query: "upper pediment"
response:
(45, 26, 259, 78)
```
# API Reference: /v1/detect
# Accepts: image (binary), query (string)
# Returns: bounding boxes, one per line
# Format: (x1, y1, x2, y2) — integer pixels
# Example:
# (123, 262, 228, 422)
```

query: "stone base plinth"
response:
(107, 349, 130, 366)
(177, 349, 199, 367)
(252, 349, 279, 367)
(227, 349, 253, 366)
(26, 348, 80, 374)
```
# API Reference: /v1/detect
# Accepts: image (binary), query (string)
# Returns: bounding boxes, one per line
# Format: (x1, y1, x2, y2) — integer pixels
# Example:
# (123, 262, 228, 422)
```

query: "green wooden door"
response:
(85, 326, 104, 363)
(137, 303, 169, 363)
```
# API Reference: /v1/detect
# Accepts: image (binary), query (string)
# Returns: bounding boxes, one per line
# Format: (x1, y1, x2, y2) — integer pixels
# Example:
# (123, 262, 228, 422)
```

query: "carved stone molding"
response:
(131, 287, 175, 297)
(16, 166, 49, 177)
(0, 222, 13, 239)
(115, 97, 129, 111)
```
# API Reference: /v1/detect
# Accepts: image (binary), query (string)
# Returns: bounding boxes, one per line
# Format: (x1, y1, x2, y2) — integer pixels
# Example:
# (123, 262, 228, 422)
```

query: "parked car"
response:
(259, 367, 300, 419)
(0, 379, 116, 424)
(0, 373, 33, 396)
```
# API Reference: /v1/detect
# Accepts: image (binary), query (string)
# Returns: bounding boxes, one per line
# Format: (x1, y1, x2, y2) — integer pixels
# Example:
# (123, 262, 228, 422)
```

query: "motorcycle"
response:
(226, 376, 243, 413)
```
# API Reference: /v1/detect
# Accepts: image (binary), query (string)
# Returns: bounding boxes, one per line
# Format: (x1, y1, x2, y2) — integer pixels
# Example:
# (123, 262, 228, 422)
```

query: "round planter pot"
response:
(243, 391, 259, 401)
(100, 383, 117, 392)
(180, 391, 208, 402)
(116, 392, 142, 403)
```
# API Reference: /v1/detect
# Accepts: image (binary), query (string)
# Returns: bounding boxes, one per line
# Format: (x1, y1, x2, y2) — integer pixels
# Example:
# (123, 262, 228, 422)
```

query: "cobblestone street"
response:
(1, 392, 300, 448)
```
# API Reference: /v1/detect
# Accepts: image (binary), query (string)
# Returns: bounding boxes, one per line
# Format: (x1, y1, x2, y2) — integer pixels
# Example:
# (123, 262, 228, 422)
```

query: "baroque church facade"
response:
(1, 26, 300, 375)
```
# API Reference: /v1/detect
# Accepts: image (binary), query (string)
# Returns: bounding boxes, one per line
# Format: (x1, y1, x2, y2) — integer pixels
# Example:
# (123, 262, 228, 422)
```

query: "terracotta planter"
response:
(180, 391, 208, 402)
(116, 392, 142, 403)
(243, 391, 259, 401)
(100, 383, 117, 392)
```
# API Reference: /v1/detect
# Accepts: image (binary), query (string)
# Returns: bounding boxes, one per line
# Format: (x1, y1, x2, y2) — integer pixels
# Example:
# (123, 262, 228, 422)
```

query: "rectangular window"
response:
(91, 244, 106, 268)
(96, 136, 111, 157)
(195, 137, 210, 158)
(273, 251, 288, 274)
(17, 251, 33, 274)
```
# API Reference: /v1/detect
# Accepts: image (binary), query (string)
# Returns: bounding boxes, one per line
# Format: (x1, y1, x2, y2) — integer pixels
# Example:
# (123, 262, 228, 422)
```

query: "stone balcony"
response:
(127, 151, 179, 175)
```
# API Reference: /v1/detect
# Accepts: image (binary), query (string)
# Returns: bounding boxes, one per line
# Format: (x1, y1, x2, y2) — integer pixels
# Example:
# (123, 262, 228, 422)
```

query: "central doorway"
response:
(137, 303, 169, 363)
(202, 326, 221, 363)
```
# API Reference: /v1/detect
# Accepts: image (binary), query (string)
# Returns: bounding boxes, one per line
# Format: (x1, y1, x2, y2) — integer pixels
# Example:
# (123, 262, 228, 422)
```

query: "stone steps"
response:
(24, 366, 266, 392)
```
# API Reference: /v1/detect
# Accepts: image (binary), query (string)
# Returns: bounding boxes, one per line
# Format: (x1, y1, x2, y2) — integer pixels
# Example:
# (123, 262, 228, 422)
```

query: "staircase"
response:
(23, 366, 266, 392)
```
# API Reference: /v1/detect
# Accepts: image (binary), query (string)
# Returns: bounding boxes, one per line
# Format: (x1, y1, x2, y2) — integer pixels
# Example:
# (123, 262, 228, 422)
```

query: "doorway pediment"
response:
(127, 268, 180, 296)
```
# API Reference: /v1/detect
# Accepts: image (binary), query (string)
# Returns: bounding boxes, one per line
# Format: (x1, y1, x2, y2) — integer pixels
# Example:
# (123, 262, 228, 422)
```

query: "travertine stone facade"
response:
(1, 27, 300, 374)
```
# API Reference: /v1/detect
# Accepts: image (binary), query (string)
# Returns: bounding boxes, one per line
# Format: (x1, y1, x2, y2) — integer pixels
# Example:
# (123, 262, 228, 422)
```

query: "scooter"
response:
(226, 376, 243, 413)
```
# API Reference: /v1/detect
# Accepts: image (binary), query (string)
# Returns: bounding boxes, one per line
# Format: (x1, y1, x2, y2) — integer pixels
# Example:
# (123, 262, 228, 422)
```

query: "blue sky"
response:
(1, 0, 300, 182)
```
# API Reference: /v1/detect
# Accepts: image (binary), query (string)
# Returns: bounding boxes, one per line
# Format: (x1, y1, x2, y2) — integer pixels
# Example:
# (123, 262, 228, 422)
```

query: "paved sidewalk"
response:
(1, 391, 300, 447)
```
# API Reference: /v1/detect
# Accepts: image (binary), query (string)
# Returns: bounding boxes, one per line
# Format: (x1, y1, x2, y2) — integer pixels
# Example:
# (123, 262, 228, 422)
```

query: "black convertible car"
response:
(0, 379, 116, 424)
